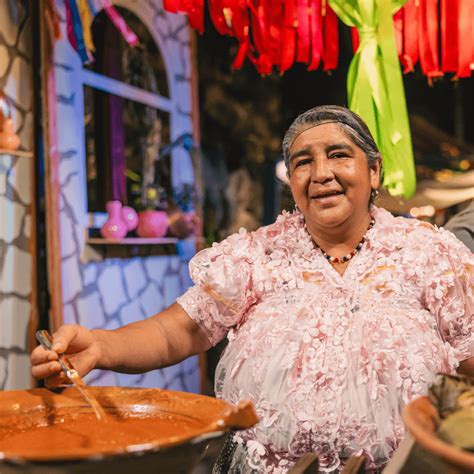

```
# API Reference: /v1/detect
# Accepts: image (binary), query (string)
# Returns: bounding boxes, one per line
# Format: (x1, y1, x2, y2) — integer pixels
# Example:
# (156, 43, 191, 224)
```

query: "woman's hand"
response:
(31, 325, 102, 387)
(31, 304, 212, 384)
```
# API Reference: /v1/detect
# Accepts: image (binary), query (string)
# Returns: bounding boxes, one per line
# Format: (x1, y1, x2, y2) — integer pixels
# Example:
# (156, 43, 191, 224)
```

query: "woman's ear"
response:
(369, 155, 382, 189)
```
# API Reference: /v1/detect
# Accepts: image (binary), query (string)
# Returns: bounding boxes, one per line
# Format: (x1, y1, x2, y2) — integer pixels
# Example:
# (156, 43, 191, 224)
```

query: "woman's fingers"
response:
(30, 345, 58, 366)
(51, 324, 81, 353)
(31, 360, 61, 379)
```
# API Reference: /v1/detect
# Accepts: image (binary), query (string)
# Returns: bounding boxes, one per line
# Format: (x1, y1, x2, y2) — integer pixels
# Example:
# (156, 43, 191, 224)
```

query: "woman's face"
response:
(288, 122, 381, 231)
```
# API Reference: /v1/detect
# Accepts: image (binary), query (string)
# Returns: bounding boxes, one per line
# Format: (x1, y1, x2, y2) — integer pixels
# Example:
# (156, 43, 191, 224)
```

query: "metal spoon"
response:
(36, 330, 107, 420)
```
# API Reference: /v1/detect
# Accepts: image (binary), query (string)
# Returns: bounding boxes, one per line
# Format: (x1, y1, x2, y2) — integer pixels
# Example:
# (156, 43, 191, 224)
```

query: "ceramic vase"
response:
(137, 210, 169, 238)
(121, 206, 139, 232)
(0, 118, 20, 151)
(100, 201, 128, 240)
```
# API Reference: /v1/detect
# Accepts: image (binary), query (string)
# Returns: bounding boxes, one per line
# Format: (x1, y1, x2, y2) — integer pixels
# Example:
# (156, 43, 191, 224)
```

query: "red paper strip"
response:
(308, 0, 322, 70)
(280, 0, 297, 73)
(351, 27, 359, 54)
(402, 0, 418, 73)
(441, 0, 458, 71)
(417, 0, 442, 78)
(297, 0, 311, 63)
(456, 0, 473, 77)
(322, 4, 338, 71)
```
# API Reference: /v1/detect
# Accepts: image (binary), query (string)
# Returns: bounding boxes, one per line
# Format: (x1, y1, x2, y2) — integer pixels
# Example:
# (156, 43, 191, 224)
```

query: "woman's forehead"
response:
(289, 122, 354, 151)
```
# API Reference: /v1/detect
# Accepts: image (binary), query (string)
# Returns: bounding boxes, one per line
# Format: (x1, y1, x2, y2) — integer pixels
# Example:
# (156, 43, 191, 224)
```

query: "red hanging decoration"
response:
(455, 0, 474, 77)
(280, 0, 297, 73)
(321, 3, 338, 71)
(296, 0, 311, 63)
(308, 0, 322, 71)
(162, 0, 472, 78)
(417, 0, 442, 79)
(441, 0, 458, 72)
(161, 0, 339, 74)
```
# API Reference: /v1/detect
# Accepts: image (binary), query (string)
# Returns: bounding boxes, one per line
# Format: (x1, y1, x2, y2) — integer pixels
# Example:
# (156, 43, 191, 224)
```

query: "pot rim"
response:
(0, 386, 258, 463)
(402, 395, 474, 470)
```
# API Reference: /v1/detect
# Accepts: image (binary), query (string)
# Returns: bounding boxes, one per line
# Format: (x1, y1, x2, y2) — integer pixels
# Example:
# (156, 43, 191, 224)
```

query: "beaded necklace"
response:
(314, 218, 375, 264)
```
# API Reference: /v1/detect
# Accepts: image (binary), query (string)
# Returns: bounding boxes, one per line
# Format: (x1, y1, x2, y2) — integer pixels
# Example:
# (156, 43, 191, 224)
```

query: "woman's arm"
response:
(31, 303, 211, 386)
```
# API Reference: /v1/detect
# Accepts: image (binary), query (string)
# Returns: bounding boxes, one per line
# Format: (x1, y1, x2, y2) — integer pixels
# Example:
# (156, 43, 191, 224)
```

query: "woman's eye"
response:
(295, 158, 311, 167)
(329, 152, 348, 159)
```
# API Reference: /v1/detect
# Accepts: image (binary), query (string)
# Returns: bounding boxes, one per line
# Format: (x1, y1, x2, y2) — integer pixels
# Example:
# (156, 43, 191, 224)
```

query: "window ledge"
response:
(0, 149, 33, 158)
(86, 237, 178, 245)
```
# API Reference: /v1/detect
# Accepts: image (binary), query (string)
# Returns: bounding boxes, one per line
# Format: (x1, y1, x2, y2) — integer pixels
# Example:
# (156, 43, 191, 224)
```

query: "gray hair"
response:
(282, 105, 381, 178)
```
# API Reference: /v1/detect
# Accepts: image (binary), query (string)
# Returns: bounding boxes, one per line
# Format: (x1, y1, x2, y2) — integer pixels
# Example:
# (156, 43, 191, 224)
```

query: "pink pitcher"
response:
(121, 206, 139, 231)
(101, 201, 128, 240)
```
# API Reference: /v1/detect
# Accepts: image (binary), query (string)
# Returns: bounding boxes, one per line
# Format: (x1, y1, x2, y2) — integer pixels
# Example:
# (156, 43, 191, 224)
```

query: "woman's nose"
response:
(311, 157, 334, 182)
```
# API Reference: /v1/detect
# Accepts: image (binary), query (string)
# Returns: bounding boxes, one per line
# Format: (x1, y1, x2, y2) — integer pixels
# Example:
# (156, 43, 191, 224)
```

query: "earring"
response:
(371, 189, 379, 200)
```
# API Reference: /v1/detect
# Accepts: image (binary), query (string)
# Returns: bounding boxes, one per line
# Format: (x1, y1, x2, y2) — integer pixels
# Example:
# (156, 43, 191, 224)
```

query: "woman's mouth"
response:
(312, 191, 344, 203)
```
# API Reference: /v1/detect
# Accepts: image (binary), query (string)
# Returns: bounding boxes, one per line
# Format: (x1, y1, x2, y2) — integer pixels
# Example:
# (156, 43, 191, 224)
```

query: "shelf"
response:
(86, 235, 190, 258)
(87, 237, 178, 245)
(0, 149, 33, 158)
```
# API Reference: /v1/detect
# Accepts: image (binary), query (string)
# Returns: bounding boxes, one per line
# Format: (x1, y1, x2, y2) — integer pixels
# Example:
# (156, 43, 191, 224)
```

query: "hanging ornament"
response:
(164, 0, 339, 74)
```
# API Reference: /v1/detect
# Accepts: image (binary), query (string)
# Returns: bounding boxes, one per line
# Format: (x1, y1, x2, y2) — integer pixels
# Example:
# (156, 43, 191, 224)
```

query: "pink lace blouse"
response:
(177, 206, 474, 472)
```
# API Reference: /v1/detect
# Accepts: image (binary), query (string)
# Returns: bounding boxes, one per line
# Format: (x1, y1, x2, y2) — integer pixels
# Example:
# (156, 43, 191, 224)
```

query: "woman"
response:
(31, 106, 474, 473)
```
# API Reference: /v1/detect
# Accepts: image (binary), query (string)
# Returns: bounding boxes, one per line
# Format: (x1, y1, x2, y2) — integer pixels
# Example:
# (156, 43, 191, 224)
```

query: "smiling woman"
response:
(31, 106, 474, 473)
(283, 106, 382, 275)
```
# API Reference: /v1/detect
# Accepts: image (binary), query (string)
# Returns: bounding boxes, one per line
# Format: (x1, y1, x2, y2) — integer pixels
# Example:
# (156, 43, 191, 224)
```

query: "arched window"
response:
(84, 7, 171, 213)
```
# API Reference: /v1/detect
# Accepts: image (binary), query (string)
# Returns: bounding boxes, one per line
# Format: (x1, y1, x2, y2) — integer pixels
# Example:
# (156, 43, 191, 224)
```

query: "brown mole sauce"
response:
(0, 411, 206, 459)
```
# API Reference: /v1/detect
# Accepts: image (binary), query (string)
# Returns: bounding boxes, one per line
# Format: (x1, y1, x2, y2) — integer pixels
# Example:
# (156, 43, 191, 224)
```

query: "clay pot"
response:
(403, 396, 474, 472)
(100, 201, 128, 241)
(136, 210, 168, 238)
(0, 118, 20, 151)
(121, 206, 139, 232)
(0, 386, 258, 473)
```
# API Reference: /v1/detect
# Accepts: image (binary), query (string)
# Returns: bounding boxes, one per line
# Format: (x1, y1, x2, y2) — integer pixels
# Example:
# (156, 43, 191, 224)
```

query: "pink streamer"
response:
(102, 0, 139, 47)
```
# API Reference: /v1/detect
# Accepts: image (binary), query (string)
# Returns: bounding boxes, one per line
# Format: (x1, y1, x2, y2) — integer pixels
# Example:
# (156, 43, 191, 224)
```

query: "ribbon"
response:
(297, 0, 311, 62)
(441, 0, 458, 72)
(456, 0, 473, 78)
(102, 0, 139, 47)
(322, 3, 338, 71)
(401, 0, 418, 73)
(163, 0, 180, 13)
(280, 0, 297, 73)
(78, 0, 95, 53)
(417, 0, 442, 79)
(308, 0, 322, 70)
(328, 0, 416, 198)
(208, 0, 233, 35)
(64, 0, 78, 52)
(44, 0, 61, 44)
(65, 0, 90, 63)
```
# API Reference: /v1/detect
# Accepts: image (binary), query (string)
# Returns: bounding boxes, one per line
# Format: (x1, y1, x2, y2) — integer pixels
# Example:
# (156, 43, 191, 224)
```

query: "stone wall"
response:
(0, 0, 34, 390)
(54, 0, 200, 390)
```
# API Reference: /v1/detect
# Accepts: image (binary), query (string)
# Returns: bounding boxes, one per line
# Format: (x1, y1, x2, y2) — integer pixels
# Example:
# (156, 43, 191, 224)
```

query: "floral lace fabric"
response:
(177, 206, 474, 473)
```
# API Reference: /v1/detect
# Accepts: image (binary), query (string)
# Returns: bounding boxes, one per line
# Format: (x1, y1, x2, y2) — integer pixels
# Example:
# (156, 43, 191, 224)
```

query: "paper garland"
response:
(49, 0, 139, 65)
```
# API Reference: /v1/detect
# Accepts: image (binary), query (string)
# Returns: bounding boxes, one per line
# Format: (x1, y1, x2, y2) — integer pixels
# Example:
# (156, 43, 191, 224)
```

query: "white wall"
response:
(0, 0, 34, 390)
(53, 0, 200, 391)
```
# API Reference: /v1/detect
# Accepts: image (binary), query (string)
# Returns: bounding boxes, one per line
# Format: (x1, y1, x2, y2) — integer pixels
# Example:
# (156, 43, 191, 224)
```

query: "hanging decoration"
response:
(46, 0, 139, 65)
(166, 0, 339, 74)
(164, 0, 472, 78)
(41, 0, 473, 199)
(328, 0, 416, 198)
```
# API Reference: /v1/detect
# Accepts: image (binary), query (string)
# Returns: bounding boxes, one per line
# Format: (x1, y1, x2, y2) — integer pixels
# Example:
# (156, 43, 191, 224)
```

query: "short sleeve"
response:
(177, 229, 261, 346)
(424, 228, 474, 363)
